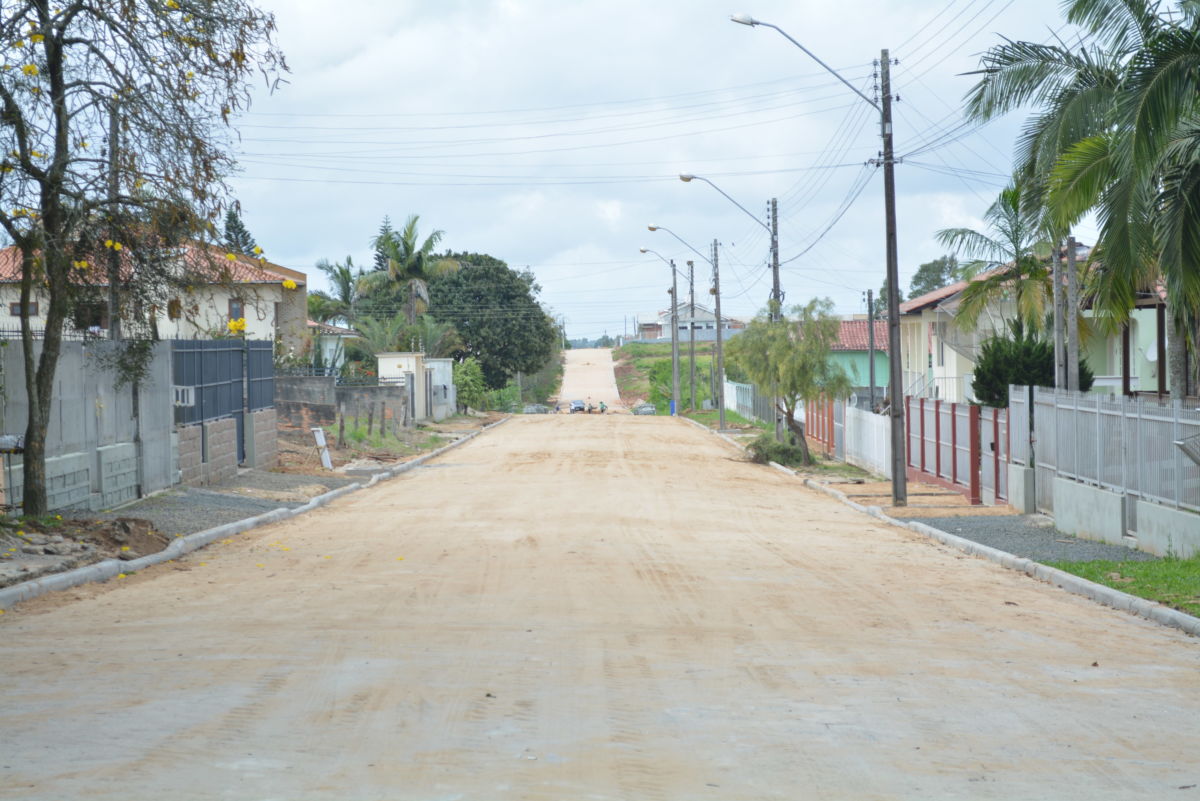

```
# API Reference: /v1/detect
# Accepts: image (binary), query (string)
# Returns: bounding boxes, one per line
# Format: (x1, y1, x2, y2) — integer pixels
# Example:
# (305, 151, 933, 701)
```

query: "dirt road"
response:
(3, 421, 1199, 797)
(558, 347, 622, 410)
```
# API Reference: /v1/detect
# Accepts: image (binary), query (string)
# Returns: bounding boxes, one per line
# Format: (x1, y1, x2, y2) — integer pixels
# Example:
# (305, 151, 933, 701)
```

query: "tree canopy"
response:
(726, 298, 851, 464)
(428, 261, 557, 388)
(223, 208, 258, 256)
(908, 255, 960, 299)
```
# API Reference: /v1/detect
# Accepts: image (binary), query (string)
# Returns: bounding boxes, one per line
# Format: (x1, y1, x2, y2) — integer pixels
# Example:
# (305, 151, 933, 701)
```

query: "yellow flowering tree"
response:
(0, 1, 286, 514)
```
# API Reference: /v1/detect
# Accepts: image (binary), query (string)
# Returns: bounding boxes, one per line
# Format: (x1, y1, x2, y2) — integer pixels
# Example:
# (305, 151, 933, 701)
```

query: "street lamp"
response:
(733, 12, 907, 506)
(648, 227, 726, 431)
(679, 174, 783, 441)
(639, 247, 681, 417)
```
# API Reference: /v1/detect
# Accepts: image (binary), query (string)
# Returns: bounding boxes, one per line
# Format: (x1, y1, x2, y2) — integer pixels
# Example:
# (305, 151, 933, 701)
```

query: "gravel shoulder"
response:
(908, 514, 1158, 563)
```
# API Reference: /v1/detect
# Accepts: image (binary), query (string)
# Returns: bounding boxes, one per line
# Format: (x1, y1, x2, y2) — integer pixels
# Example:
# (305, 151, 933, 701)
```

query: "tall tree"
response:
(428, 262, 557, 388)
(362, 214, 459, 325)
(0, 0, 285, 513)
(726, 298, 852, 465)
(222, 208, 257, 256)
(874, 276, 903, 317)
(908, 255, 960, 299)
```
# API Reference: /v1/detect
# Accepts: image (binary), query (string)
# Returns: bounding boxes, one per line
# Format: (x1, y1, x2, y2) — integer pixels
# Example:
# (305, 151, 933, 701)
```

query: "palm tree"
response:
(403, 315, 463, 358)
(307, 256, 361, 325)
(362, 214, 459, 325)
(964, 0, 1200, 395)
(935, 181, 1057, 333)
(352, 314, 409, 355)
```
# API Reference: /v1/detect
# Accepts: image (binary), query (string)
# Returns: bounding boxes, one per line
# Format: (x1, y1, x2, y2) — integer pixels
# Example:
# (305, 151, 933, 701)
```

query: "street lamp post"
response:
(639, 247, 681, 416)
(678, 174, 783, 442)
(647, 226, 726, 429)
(732, 12, 907, 506)
(687, 260, 696, 411)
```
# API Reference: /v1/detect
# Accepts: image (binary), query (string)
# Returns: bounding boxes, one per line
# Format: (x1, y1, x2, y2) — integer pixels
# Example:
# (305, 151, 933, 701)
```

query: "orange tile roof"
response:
(0, 242, 303, 287)
(898, 264, 1008, 314)
(832, 319, 888, 352)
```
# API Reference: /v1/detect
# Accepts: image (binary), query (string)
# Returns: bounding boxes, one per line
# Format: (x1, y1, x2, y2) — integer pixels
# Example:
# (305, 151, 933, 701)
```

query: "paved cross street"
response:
(1, 350, 1198, 799)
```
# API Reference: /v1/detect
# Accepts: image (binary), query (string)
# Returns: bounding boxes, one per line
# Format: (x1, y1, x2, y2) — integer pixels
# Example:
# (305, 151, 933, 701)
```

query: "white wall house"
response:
(636, 303, 744, 342)
(307, 319, 358, 372)
(0, 244, 308, 351)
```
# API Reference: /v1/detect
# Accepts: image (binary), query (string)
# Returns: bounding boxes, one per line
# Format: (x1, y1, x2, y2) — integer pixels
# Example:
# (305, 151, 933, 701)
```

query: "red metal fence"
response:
(905, 396, 1007, 505)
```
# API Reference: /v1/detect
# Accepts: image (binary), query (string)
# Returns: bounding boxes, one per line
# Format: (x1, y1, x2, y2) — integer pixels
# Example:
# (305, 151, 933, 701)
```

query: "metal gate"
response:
(173, 339, 275, 465)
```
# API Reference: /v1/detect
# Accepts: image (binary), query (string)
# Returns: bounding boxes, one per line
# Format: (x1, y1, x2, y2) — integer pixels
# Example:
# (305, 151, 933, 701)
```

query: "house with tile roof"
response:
(829, 318, 889, 405)
(900, 251, 1170, 402)
(0, 243, 307, 352)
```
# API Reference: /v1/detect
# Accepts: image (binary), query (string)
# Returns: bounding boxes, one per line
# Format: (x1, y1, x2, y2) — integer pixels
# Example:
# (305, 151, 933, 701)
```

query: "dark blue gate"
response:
(172, 339, 275, 465)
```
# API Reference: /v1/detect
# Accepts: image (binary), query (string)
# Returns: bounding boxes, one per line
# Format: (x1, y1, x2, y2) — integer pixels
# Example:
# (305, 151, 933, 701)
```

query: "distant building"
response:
(635, 303, 744, 342)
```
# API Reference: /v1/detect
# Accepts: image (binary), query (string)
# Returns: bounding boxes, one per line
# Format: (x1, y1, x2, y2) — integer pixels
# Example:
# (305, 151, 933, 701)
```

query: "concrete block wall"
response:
(177, 424, 203, 486)
(246, 408, 279, 469)
(95, 443, 138, 510)
(203, 418, 238, 485)
(4, 452, 93, 512)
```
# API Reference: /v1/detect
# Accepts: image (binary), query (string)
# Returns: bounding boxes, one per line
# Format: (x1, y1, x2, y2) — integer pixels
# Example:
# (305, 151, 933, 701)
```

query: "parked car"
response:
(632, 402, 657, 415)
(569, 400, 586, 413)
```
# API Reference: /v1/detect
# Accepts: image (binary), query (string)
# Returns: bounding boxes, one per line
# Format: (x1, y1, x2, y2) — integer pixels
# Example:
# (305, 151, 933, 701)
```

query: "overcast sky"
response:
(229, 0, 1093, 340)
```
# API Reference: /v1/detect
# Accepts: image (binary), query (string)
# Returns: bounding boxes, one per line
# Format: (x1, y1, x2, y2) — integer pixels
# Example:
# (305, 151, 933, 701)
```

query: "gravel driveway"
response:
(94, 470, 358, 537)
(909, 514, 1158, 563)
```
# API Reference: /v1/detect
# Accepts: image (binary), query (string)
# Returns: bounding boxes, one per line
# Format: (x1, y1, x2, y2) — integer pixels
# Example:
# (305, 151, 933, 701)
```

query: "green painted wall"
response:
(830, 351, 890, 388)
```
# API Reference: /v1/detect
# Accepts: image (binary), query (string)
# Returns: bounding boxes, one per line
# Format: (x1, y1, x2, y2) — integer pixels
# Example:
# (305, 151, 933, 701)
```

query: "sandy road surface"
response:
(2, 416, 1199, 800)
(557, 347, 622, 410)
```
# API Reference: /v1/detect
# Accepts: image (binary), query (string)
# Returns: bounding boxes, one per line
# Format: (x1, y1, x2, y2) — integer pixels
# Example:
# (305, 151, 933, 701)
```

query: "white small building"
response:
(636, 303, 744, 342)
(307, 319, 358, 372)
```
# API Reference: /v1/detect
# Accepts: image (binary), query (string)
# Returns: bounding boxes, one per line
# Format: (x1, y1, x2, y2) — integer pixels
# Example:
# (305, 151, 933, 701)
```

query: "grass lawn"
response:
(683, 408, 766, 431)
(1045, 556, 1200, 617)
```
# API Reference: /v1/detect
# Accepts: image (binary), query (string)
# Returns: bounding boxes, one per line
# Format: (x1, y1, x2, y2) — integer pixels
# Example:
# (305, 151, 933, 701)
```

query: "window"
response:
(228, 297, 244, 321)
(73, 303, 107, 331)
(937, 339, 945, 367)
(9, 301, 37, 317)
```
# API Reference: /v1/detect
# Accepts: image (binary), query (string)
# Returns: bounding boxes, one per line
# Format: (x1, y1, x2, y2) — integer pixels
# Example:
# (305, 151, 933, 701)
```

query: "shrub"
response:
(745, 433, 811, 467)
(972, 322, 1093, 407)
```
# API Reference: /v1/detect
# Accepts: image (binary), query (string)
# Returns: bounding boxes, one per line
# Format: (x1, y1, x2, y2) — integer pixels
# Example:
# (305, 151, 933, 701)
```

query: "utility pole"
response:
(106, 100, 122, 340)
(880, 50, 907, 505)
(768, 196, 784, 442)
(713, 240, 726, 430)
(688, 260, 696, 411)
(1066, 234, 1080, 391)
(867, 289, 877, 410)
(1053, 242, 1066, 387)
(670, 261, 681, 416)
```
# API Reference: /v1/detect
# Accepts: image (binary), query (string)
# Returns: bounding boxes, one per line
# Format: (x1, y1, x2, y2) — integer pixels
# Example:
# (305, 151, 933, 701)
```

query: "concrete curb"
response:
(0, 416, 510, 611)
(799, 477, 1200, 638)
